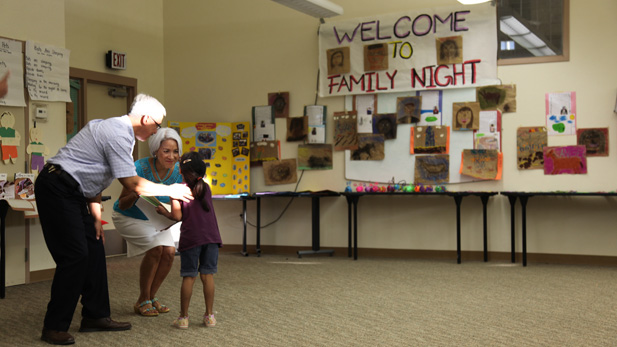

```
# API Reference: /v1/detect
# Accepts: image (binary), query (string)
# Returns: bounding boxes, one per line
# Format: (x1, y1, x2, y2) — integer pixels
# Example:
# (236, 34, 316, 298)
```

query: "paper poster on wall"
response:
(414, 155, 449, 185)
(263, 159, 297, 185)
(25, 41, 71, 102)
(476, 84, 516, 113)
(452, 102, 480, 131)
(268, 92, 289, 118)
(0, 111, 21, 164)
(460, 149, 502, 180)
(417, 90, 442, 126)
(411, 126, 449, 154)
(305, 105, 326, 144)
(517, 127, 547, 170)
(396, 96, 422, 124)
(350, 134, 384, 160)
(576, 128, 608, 157)
(546, 91, 576, 136)
(543, 145, 587, 175)
(333, 111, 358, 151)
(372, 113, 397, 140)
(252, 106, 275, 141)
(318, 2, 499, 97)
(354, 94, 376, 133)
(0, 173, 15, 200)
(298, 144, 333, 170)
(286, 116, 308, 142)
(0, 38, 26, 107)
(474, 110, 501, 151)
(250, 140, 280, 164)
(170, 121, 250, 195)
(26, 127, 49, 173)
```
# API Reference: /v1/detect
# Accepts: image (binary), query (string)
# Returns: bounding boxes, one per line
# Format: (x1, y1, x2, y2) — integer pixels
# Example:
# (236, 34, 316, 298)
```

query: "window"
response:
(497, 0, 569, 65)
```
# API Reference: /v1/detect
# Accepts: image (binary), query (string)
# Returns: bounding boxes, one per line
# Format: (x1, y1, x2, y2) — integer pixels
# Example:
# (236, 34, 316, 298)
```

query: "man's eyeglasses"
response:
(149, 116, 162, 130)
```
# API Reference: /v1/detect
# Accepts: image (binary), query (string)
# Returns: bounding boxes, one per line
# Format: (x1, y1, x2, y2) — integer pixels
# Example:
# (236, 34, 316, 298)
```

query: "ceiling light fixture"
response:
(271, 0, 343, 18)
(500, 15, 556, 57)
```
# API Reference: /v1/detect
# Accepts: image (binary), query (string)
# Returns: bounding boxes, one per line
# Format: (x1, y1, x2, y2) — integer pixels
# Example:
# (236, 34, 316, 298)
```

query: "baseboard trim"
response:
(222, 245, 617, 266)
(29, 268, 55, 283)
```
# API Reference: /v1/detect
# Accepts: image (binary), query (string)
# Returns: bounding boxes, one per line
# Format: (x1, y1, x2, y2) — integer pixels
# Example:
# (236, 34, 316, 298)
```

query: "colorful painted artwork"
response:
(250, 140, 279, 165)
(297, 144, 333, 170)
(460, 149, 501, 180)
(412, 126, 449, 154)
(543, 145, 587, 175)
(396, 96, 422, 124)
(436, 36, 463, 65)
(263, 159, 298, 185)
(170, 121, 250, 195)
(350, 134, 385, 160)
(414, 155, 449, 184)
(546, 91, 576, 136)
(474, 110, 501, 151)
(476, 84, 516, 113)
(372, 113, 397, 140)
(576, 128, 608, 157)
(333, 111, 358, 151)
(517, 127, 547, 170)
(452, 102, 480, 131)
(268, 92, 289, 118)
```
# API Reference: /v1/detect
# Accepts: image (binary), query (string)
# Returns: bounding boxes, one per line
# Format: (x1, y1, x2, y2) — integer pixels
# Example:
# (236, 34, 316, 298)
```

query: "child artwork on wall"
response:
(263, 159, 298, 185)
(333, 111, 358, 151)
(297, 144, 333, 170)
(543, 145, 587, 175)
(436, 36, 463, 65)
(417, 90, 442, 126)
(250, 140, 279, 165)
(351, 134, 385, 160)
(14, 172, 35, 200)
(546, 91, 576, 136)
(305, 105, 327, 144)
(517, 127, 547, 170)
(452, 102, 480, 131)
(26, 127, 49, 173)
(396, 96, 422, 124)
(414, 154, 449, 185)
(0, 111, 21, 164)
(286, 116, 308, 142)
(476, 84, 517, 113)
(268, 92, 289, 118)
(0, 173, 15, 200)
(474, 110, 501, 151)
(354, 94, 376, 133)
(576, 128, 608, 157)
(252, 105, 275, 141)
(411, 126, 449, 154)
(363, 43, 388, 72)
(372, 113, 397, 140)
(326, 47, 350, 75)
(460, 149, 502, 180)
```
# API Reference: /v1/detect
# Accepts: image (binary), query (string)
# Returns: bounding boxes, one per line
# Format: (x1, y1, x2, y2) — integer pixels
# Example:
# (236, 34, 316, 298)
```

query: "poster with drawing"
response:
(252, 106, 275, 141)
(473, 110, 501, 151)
(305, 105, 326, 144)
(543, 145, 587, 175)
(297, 144, 333, 170)
(350, 134, 384, 160)
(268, 92, 289, 118)
(546, 91, 576, 136)
(576, 128, 608, 157)
(516, 127, 547, 170)
(414, 155, 449, 184)
(263, 159, 298, 185)
(333, 111, 358, 151)
(354, 94, 376, 133)
(476, 84, 516, 113)
(170, 121, 250, 195)
(372, 113, 397, 139)
(417, 90, 442, 126)
(452, 102, 480, 131)
(411, 126, 449, 154)
(460, 149, 501, 180)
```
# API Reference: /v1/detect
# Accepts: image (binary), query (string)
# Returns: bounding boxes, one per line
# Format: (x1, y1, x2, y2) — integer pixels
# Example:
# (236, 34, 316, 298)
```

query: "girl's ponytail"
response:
(179, 152, 210, 212)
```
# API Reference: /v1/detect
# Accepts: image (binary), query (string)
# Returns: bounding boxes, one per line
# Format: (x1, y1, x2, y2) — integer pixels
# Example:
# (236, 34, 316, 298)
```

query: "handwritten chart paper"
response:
(0, 38, 26, 106)
(25, 41, 71, 102)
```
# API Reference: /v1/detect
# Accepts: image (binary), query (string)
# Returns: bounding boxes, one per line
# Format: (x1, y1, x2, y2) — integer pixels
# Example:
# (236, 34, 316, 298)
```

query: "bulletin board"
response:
(169, 121, 250, 195)
(344, 88, 480, 184)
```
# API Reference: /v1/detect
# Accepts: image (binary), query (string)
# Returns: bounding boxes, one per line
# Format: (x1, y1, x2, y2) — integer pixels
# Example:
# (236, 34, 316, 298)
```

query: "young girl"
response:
(158, 151, 222, 329)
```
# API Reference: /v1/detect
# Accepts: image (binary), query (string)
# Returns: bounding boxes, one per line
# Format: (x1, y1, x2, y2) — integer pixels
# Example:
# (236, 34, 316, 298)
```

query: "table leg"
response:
(353, 196, 359, 260)
(507, 195, 517, 263)
(480, 195, 489, 262)
(520, 196, 529, 267)
(453, 195, 463, 264)
(345, 195, 352, 258)
(241, 199, 248, 257)
(1, 200, 9, 299)
(298, 197, 334, 258)
(256, 197, 261, 257)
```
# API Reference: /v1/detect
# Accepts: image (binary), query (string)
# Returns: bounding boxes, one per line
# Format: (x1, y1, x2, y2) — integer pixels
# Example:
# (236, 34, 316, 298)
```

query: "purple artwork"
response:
(543, 145, 587, 175)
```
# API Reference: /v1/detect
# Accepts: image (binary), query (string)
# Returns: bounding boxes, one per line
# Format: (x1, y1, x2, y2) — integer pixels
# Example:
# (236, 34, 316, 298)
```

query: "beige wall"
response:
(2, 0, 617, 286)
(163, 0, 617, 257)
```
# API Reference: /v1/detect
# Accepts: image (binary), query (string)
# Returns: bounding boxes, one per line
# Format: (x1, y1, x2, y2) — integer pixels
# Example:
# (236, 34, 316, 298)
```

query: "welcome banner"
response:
(318, 3, 498, 97)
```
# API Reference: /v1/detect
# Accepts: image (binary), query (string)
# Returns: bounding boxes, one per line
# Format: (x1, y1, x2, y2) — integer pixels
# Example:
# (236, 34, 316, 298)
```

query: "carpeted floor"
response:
(1, 252, 616, 346)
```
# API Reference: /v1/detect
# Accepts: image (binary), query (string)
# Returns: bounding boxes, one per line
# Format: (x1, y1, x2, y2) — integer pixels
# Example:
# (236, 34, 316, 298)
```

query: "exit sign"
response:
(106, 50, 127, 70)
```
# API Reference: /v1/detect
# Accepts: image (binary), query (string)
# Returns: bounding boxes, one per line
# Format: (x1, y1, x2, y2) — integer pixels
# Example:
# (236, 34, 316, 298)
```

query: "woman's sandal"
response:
(151, 298, 170, 313)
(133, 300, 159, 316)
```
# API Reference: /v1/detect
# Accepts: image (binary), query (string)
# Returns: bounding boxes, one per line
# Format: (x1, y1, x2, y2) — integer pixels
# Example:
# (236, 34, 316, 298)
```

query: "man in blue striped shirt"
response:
(36, 94, 193, 345)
